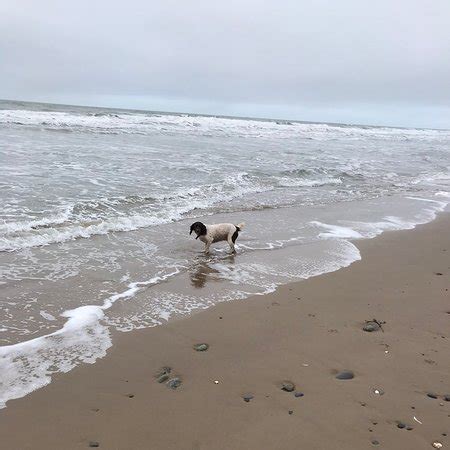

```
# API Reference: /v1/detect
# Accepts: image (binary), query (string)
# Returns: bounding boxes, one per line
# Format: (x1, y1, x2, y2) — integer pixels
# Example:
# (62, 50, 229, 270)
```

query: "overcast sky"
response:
(1, 0, 449, 128)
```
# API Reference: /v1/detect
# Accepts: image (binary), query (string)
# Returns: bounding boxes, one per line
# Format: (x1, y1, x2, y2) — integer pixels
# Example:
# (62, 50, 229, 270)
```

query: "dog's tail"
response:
(236, 222, 245, 232)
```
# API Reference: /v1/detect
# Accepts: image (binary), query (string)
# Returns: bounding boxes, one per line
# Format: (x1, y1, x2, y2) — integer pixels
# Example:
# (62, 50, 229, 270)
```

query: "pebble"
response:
(443, 395, 450, 402)
(193, 343, 209, 352)
(294, 392, 304, 398)
(156, 367, 171, 383)
(288, 410, 294, 415)
(335, 370, 354, 380)
(363, 321, 381, 332)
(371, 440, 380, 446)
(127, 394, 134, 398)
(281, 381, 295, 392)
(406, 426, 413, 431)
(397, 422, 406, 429)
(89, 442, 100, 448)
(167, 378, 182, 390)
(157, 373, 170, 384)
(427, 393, 438, 399)
(373, 389, 384, 395)
(432, 442, 443, 449)
(243, 394, 254, 403)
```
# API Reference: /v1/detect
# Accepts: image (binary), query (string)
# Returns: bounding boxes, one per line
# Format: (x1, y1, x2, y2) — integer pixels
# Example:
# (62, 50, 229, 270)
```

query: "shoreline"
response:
(1, 213, 449, 449)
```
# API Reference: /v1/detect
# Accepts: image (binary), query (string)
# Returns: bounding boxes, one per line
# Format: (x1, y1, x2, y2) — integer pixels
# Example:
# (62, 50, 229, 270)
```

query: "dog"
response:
(190, 221, 245, 254)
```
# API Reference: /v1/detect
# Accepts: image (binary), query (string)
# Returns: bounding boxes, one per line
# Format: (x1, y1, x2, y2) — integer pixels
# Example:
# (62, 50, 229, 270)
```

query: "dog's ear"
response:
(198, 222, 207, 236)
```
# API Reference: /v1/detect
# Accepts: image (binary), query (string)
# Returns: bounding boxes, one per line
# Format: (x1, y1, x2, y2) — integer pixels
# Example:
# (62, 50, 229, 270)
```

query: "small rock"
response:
(193, 343, 209, 352)
(432, 442, 443, 449)
(407, 426, 413, 431)
(167, 378, 182, 390)
(335, 370, 354, 380)
(294, 392, 304, 397)
(89, 442, 100, 448)
(156, 367, 171, 383)
(156, 367, 171, 378)
(242, 394, 254, 403)
(373, 388, 385, 395)
(157, 373, 170, 383)
(288, 410, 293, 415)
(443, 395, 450, 402)
(281, 381, 295, 392)
(427, 393, 438, 399)
(397, 422, 406, 429)
(434, 272, 443, 276)
(363, 321, 381, 332)
(372, 440, 380, 446)
(127, 394, 134, 398)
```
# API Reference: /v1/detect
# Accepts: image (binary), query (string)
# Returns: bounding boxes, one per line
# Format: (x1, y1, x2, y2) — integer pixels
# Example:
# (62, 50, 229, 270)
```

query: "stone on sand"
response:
(156, 367, 171, 383)
(167, 378, 182, 390)
(363, 321, 381, 332)
(281, 381, 295, 392)
(335, 370, 354, 380)
(193, 343, 209, 352)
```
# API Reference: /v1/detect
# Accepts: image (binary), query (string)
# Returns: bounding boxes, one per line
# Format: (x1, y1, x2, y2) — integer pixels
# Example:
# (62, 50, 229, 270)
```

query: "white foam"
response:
(276, 176, 342, 188)
(312, 196, 449, 242)
(0, 173, 268, 252)
(0, 267, 181, 409)
(1, 109, 449, 142)
(39, 311, 56, 321)
(311, 222, 363, 239)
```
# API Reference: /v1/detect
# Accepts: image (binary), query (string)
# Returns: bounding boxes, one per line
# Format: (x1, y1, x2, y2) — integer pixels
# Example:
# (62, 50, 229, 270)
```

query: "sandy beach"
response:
(1, 213, 449, 449)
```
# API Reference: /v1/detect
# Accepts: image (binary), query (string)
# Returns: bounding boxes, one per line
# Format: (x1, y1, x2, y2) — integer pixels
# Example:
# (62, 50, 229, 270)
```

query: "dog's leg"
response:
(227, 235, 236, 254)
(204, 240, 211, 254)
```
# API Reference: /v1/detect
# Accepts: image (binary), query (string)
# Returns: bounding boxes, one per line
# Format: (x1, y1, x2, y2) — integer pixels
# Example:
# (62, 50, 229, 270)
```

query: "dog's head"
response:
(190, 221, 207, 239)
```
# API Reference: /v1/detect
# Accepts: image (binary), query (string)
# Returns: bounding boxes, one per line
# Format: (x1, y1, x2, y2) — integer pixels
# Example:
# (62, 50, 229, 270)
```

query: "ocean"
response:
(0, 99, 449, 408)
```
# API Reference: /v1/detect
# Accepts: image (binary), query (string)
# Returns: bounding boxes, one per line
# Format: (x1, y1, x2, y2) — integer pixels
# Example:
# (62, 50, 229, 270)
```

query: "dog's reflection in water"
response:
(190, 253, 236, 289)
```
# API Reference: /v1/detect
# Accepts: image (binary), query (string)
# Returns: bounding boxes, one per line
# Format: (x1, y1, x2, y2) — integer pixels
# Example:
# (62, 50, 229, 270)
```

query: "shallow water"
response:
(0, 100, 449, 407)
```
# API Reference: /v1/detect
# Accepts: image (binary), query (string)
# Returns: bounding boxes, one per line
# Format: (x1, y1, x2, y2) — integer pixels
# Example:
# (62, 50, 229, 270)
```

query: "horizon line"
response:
(0, 97, 446, 132)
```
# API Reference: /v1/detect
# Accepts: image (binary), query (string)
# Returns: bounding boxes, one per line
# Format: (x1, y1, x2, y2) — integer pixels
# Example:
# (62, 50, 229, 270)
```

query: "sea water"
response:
(0, 99, 449, 407)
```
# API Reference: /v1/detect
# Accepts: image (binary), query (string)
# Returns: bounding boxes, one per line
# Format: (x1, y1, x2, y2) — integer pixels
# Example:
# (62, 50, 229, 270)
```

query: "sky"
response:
(1, 0, 449, 128)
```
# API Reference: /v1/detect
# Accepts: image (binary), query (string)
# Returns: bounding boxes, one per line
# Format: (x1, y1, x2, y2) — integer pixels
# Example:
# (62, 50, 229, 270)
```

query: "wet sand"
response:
(1, 213, 449, 450)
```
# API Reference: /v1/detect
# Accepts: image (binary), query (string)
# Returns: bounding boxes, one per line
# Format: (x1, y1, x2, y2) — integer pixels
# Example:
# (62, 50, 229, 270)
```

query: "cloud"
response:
(1, 0, 449, 127)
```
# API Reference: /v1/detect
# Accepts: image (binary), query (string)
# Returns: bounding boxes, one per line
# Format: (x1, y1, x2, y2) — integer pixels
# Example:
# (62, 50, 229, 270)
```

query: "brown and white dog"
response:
(190, 221, 245, 253)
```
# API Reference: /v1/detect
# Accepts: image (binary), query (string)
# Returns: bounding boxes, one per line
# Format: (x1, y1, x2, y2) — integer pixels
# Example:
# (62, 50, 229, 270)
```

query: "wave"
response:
(276, 176, 342, 188)
(0, 173, 270, 252)
(1, 109, 449, 141)
(0, 194, 448, 408)
(0, 267, 181, 409)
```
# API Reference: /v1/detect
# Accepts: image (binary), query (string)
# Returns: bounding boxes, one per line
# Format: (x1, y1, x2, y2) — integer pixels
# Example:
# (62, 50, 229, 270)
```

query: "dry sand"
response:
(1, 214, 449, 450)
